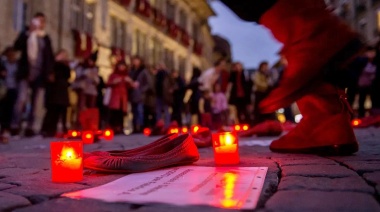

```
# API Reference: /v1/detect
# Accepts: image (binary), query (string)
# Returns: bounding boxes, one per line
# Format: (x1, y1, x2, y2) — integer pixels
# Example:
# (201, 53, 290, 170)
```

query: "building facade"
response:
(326, 0, 380, 45)
(0, 0, 215, 81)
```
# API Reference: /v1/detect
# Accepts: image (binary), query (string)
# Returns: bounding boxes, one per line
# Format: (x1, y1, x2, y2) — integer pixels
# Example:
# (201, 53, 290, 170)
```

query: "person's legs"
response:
(156, 98, 164, 123)
(358, 87, 369, 118)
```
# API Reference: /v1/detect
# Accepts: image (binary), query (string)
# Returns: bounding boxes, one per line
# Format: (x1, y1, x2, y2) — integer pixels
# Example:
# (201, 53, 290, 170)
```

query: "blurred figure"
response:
(171, 70, 186, 127)
(141, 65, 157, 128)
(41, 49, 70, 137)
(0, 47, 18, 139)
(372, 42, 380, 115)
(212, 84, 228, 130)
(96, 74, 106, 129)
(187, 67, 202, 124)
(253, 61, 276, 124)
(155, 63, 173, 127)
(106, 62, 134, 134)
(199, 58, 226, 91)
(129, 56, 145, 133)
(357, 47, 376, 118)
(272, 55, 294, 123)
(13, 12, 54, 136)
(199, 90, 212, 129)
(228, 62, 252, 124)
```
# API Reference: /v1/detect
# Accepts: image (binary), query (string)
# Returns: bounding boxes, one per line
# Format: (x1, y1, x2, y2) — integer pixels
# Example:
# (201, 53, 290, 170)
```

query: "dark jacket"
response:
(228, 70, 252, 105)
(45, 61, 70, 106)
(13, 30, 54, 85)
(173, 76, 186, 107)
(156, 69, 174, 105)
(129, 66, 145, 104)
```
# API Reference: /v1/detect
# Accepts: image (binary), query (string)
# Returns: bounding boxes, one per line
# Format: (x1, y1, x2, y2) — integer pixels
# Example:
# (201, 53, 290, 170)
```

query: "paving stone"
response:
(0, 170, 89, 197)
(281, 165, 357, 178)
(277, 159, 337, 167)
(0, 182, 16, 190)
(278, 176, 374, 194)
(265, 190, 380, 212)
(0, 168, 41, 177)
(0, 191, 31, 211)
(363, 172, 380, 186)
(343, 161, 380, 174)
(330, 155, 380, 162)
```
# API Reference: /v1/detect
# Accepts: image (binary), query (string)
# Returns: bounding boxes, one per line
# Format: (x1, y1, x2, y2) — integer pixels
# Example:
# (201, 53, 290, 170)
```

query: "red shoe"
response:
(84, 134, 178, 159)
(270, 82, 358, 155)
(84, 134, 199, 173)
(259, 0, 363, 113)
(192, 127, 212, 148)
(239, 120, 283, 137)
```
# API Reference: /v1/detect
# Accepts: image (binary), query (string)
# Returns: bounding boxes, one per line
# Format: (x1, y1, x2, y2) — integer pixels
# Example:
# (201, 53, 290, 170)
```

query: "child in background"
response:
(199, 90, 213, 129)
(211, 84, 228, 130)
(41, 49, 71, 137)
(106, 62, 135, 134)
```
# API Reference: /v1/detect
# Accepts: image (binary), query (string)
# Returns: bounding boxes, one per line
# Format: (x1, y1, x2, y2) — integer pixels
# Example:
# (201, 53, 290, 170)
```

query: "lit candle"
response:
(103, 129, 114, 141)
(82, 131, 94, 144)
(212, 132, 239, 165)
(50, 141, 83, 183)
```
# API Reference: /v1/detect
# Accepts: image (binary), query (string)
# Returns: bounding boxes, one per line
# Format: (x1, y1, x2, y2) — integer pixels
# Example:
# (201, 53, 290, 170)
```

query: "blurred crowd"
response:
(0, 12, 380, 140)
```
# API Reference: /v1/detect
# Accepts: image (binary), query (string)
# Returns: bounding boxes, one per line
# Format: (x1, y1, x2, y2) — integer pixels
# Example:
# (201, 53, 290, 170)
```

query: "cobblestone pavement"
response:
(0, 128, 379, 212)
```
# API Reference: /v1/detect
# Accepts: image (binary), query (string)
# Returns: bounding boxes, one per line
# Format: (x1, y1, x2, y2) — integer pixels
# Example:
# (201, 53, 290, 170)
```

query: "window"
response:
(152, 38, 162, 65)
(13, 0, 28, 31)
(71, 0, 95, 34)
(192, 22, 200, 41)
(179, 10, 187, 29)
(111, 16, 127, 48)
(178, 56, 186, 78)
(84, 3, 96, 34)
(166, 1, 175, 20)
(135, 30, 147, 59)
(164, 48, 174, 70)
(71, 0, 84, 30)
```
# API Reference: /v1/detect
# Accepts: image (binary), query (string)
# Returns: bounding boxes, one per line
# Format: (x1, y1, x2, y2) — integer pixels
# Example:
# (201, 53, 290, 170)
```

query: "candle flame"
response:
(71, 131, 78, 137)
(85, 133, 92, 139)
(225, 135, 234, 145)
(105, 130, 111, 137)
(234, 125, 241, 131)
(242, 125, 249, 131)
(193, 126, 199, 133)
(182, 127, 188, 133)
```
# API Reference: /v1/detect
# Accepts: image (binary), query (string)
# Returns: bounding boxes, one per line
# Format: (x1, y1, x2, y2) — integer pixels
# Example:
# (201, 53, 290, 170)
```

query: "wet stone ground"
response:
(0, 128, 379, 212)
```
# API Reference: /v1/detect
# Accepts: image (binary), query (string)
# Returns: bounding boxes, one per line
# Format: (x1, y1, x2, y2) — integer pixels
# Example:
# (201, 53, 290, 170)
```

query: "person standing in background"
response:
(171, 70, 186, 127)
(106, 62, 134, 134)
(198, 59, 227, 92)
(0, 47, 19, 139)
(187, 67, 202, 125)
(212, 84, 228, 130)
(228, 62, 252, 124)
(252, 61, 276, 124)
(41, 49, 70, 137)
(141, 65, 157, 128)
(13, 12, 54, 137)
(155, 63, 173, 127)
(129, 56, 145, 133)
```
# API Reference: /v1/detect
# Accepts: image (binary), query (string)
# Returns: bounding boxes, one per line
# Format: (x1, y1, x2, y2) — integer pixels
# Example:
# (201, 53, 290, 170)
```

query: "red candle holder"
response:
(143, 128, 152, 136)
(68, 130, 81, 138)
(212, 132, 239, 165)
(50, 141, 83, 183)
(103, 129, 114, 141)
(191, 125, 201, 134)
(82, 131, 94, 144)
(181, 127, 189, 134)
(169, 128, 179, 134)
(242, 124, 249, 131)
(233, 125, 241, 132)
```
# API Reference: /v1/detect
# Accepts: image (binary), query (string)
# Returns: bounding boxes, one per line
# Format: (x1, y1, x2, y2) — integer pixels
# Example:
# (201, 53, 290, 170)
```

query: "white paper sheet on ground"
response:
(63, 166, 268, 210)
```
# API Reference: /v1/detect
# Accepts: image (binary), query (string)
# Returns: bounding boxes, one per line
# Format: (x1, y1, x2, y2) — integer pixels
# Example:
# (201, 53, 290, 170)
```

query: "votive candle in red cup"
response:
(50, 141, 83, 183)
(212, 132, 239, 165)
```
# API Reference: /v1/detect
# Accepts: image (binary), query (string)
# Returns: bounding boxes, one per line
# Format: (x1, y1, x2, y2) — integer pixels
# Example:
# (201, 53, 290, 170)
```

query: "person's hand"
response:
(133, 82, 140, 88)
